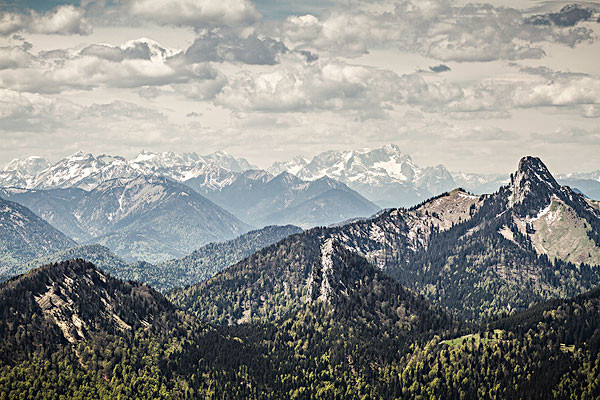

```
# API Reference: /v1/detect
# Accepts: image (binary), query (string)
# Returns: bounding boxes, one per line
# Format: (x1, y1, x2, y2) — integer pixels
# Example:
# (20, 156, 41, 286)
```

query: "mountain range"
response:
(170, 156, 600, 326)
(3, 146, 598, 216)
(3, 152, 600, 398)
(202, 170, 380, 228)
(1, 150, 383, 233)
(268, 144, 458, 207)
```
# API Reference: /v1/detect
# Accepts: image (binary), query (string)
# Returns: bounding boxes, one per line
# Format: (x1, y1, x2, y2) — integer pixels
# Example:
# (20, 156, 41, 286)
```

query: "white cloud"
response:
(214, 56, 600, 120)
(279, 0, 595, 62)
(0, 45, 34, 70)
(0, 5, 92, 36)
(217, 56, 401, 117)
(184, 30, 288, 65)
(0, 38, 226, 97)
(0, 89, 192, 160)
(127, 0, 260, 27)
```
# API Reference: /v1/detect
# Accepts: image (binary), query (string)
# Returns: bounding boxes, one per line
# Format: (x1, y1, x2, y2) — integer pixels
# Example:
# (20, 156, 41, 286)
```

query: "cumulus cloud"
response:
(0, 45, 35, 70)
(0, 5, 92, 36)
(279, 0, 594, 62)
(213, 56, 600, 120)
(216, 57, 402, 116)
(401, 70, 600, 116)
(0, 38, 226, 97)
(127, 0, 260, 27)
(80, 42, 153, 62)
(526, 4, 595, 27)
(185, 30, 287, 65)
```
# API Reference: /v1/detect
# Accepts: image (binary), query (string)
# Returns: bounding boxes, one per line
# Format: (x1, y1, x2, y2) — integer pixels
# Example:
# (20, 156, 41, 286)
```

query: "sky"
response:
(0, 0, 599, 174)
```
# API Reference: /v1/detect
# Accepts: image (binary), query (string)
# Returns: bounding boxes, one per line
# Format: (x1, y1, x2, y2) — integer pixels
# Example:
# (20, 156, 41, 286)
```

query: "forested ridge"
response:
(2, 253, 600, 399)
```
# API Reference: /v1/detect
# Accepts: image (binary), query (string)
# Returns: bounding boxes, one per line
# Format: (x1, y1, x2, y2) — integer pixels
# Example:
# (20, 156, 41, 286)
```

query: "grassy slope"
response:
(531, 198, 600, 266)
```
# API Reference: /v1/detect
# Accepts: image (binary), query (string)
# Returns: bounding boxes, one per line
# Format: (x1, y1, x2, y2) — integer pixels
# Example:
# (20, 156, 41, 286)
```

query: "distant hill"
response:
(155, 224, 303, 290)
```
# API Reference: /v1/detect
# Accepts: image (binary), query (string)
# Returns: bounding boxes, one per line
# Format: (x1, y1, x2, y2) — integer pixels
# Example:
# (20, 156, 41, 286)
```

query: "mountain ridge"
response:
(0, 196, 75, 280)
(3, 175, 251, 263)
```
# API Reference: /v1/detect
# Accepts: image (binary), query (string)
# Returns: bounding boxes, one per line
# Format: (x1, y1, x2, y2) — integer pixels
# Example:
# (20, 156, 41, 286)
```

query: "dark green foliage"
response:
(397, 285, 600, 399)
(2, 258, 600, 399)
(154, 225, 303, 290)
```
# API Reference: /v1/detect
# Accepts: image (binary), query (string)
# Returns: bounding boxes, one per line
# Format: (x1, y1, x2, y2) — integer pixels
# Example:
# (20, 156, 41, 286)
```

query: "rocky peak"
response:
(509, 156, 561, 208)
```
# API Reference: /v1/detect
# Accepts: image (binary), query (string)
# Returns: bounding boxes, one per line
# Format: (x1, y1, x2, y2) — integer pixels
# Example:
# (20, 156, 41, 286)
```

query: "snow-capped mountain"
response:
(0, 150, 256, 192)
(452, 170, 600, 200)
(0, 156, 50, 188)
(451, 172, 510, 194)
(30, 152, 136, 190)
(268, 144, 457, 208)
(269, 156, 310, 176)
(556, 170, 600, 182)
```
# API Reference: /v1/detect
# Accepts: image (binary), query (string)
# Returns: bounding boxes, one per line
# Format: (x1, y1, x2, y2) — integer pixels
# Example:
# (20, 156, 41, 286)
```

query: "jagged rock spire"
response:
(509, 156, 560, 209)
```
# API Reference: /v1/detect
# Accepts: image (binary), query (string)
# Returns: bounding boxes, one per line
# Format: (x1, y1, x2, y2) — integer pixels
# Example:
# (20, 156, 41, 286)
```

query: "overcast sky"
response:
(0, 0, 599, 174)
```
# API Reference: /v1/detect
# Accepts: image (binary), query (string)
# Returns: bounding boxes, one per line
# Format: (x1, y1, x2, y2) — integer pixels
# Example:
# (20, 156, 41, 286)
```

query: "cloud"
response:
(212, 53, 600, 120)
(279, 1, 595, 62)
(512, 75, 600, 109)
(282, 13, 387, 57)
(80, 42, 152, 62)
(0, 38, 226, 97)
(127, 0, 260, 27)
(429, 64, 450, 73)
(0, 45, 34, 70)
(0, 90, 189, 158)
(0, 5, 92, 36)
(581, 104, 600, 118)
(400, 69, 600, 116)
(185, 30, 288, 65)
(216, 57, 402, 116)
(531, 127, 600, 145)
(526, 4, 594, 27)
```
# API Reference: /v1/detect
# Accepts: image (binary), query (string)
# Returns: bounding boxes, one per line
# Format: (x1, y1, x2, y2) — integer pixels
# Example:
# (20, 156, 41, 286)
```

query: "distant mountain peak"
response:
(267, 144, 455, 207)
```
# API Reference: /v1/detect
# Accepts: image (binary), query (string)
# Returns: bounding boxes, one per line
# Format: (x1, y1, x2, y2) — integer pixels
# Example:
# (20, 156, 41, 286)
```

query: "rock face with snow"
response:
(203, 171, 380, 228)
(0, 156, 50, 188)
(0, 150, 255, 192)
(30, 152, 136, 191)
(4, 176, 251, 262)
(268, 144, 457, 208)
(0, 197, 75, 278)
